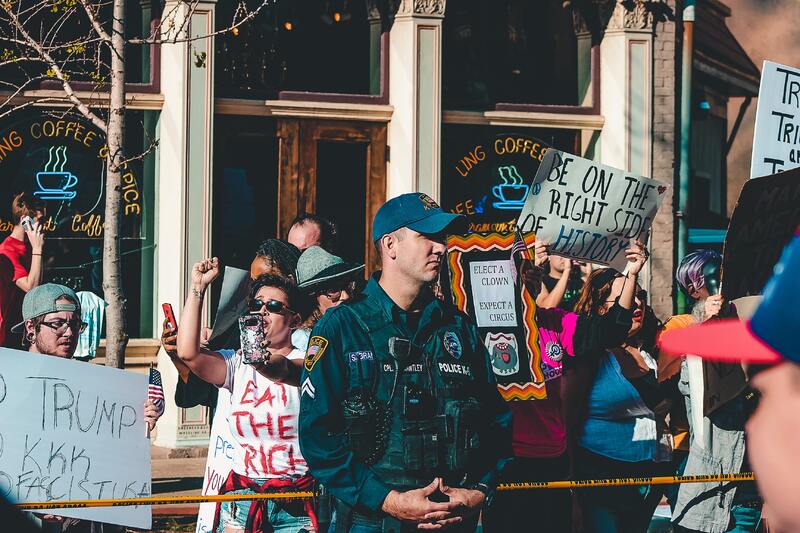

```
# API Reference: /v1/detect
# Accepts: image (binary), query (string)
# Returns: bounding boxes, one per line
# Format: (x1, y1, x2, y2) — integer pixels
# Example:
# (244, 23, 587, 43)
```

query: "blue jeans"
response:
(217, 486, 313, 532)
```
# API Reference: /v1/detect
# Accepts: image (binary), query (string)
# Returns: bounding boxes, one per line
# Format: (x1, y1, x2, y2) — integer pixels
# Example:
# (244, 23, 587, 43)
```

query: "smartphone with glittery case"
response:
(239, 314, 269, 365)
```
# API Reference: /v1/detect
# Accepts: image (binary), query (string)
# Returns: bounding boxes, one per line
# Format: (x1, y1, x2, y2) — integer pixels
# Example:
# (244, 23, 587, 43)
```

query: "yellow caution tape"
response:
(15, 473, 755, 510)
(496, 472, 755, 491)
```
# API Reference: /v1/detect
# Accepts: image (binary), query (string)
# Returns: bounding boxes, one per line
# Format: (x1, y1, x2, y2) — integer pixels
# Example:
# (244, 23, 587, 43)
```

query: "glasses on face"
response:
(40, 319, 87, 335)
(248, 298, 294, 315)
(315, 282, 351, 301)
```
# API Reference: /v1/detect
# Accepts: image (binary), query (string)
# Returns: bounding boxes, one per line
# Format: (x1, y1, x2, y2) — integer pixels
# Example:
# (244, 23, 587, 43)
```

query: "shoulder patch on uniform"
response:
(443, 331, 462, 359)
(305, 336, 329, 372)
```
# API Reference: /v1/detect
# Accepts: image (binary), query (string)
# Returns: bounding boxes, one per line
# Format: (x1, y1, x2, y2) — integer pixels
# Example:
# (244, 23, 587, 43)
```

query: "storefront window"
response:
(215, 0, 383, 99)
(441, 124, 577, 228)
(0, 1, 158, 88)
(0, 109, 158, 339)
(443, 1, 586, 111)
(211, 116, 279, 271)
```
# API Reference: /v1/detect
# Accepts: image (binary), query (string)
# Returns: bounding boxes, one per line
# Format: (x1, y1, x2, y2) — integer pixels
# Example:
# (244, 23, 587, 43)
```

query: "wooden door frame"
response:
(277, 118, 387, 272)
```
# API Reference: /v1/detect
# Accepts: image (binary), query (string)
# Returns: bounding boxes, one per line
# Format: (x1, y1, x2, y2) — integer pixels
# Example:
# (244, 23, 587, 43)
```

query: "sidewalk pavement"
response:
(151, 445, 207, 518)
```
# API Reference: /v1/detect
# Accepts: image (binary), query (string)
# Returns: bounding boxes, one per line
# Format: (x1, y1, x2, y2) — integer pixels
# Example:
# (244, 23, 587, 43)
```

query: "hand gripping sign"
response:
(517, 150, 668, 272)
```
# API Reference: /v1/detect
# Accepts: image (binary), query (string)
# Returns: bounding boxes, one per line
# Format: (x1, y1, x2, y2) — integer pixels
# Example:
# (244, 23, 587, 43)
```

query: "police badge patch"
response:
(442, 331, 462, 359)
(304, 336, 329, 372)
(545, 341, 564, 362)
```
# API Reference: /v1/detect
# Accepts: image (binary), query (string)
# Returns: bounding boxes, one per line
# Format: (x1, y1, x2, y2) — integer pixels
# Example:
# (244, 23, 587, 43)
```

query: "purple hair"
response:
(676, 249, 721, 294)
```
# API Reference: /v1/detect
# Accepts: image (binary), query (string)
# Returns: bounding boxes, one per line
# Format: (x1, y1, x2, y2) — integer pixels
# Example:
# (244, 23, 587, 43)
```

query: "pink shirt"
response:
(510, 307, 578, 458)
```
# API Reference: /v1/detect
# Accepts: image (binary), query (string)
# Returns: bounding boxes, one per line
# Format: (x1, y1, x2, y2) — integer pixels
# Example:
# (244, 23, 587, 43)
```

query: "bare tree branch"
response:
(128, 0, 273, 45)
(78, 0, 112, 42)
(1, 2, 108, 133)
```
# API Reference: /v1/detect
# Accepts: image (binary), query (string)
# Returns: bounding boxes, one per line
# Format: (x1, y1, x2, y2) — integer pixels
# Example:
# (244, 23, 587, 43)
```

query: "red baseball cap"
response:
(659, 230, 800, 365)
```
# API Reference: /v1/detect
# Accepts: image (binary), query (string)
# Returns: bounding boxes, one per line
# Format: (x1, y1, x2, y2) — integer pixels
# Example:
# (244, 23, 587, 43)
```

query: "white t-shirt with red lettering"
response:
(219, 348, 308, 480)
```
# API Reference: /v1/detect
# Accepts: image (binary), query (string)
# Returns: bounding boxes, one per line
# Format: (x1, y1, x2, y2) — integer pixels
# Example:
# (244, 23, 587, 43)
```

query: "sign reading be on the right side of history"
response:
(751, 60, 800, 178)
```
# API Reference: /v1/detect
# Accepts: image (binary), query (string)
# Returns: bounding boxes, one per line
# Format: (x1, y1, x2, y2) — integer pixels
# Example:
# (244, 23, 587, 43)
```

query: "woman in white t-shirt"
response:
(177, 258, 316, 533)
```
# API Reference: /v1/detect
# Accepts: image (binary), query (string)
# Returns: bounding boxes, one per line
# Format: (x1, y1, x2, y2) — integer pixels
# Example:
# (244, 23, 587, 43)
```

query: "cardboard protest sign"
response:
(0, 348, 151, 529)
(208, 266, 250, 345)
(517, 150, 668, 272)
(196, 388, 240, 533)
(722, 167, 800, 300)
(446, 233, 546, 401)
(441, 132, 552, 233)
(751, 61, 800, 178)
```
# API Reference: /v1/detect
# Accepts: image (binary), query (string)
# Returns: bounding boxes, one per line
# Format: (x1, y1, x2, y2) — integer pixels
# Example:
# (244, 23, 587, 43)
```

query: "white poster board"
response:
(518, 149, 668, 272)
(0, 348, 151, 529)
(468, 260, 517, 328)
(751, 60, 800, 178)
(195, 388, 239, 533)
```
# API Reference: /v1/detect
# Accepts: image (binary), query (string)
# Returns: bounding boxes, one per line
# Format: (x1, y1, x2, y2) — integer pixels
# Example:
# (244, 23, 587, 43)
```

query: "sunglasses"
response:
(248, 298, 294, 315)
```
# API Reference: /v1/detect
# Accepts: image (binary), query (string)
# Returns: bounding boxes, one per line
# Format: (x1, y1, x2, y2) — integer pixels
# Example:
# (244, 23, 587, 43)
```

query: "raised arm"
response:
(176, 258, 227, 386)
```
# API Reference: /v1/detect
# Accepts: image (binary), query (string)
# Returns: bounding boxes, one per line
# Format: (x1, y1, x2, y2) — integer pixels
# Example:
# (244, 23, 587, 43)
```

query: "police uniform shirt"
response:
(298, 274, 513, 514)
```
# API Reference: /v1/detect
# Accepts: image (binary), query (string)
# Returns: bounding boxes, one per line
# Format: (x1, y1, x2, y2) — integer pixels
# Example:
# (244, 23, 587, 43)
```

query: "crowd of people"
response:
(0, 190, 783, 533)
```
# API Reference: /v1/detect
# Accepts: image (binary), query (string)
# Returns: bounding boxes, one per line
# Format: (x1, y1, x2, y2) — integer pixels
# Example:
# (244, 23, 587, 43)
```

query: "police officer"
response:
(299, 193, 512, 532)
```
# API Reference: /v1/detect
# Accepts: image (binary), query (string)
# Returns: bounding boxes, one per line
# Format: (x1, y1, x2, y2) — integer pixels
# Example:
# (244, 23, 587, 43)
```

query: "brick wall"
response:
(649, 0, 679, 320)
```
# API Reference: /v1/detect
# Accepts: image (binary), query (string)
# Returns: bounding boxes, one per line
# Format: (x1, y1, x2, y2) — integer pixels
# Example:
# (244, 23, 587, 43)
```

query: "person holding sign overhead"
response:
(483, 239, 649, 533)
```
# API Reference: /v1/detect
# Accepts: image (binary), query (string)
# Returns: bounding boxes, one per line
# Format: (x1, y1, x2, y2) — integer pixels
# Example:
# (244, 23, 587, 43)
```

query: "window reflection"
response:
(444, 1, 582, 110)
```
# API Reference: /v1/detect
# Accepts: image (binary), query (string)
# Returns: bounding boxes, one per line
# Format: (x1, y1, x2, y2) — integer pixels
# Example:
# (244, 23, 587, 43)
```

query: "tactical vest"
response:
(339, 295, 486, 490)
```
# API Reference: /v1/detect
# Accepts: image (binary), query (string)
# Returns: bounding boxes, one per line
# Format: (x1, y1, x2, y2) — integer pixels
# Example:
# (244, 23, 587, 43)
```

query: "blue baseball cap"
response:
(372, 193, 464, 242)
(660, 229, 800, 364)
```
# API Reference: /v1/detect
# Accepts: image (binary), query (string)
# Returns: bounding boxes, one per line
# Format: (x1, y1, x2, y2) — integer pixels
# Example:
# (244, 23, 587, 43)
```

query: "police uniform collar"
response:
(363, 273, 447, 326)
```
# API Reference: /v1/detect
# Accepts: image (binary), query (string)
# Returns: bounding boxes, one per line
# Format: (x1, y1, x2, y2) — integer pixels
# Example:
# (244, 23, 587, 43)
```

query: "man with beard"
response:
(660, 230, 800, 533)
(657, 250, 761, 532)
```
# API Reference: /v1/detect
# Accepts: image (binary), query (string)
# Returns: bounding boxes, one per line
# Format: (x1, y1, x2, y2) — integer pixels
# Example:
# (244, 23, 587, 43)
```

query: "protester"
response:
(483, 243, 648, 533)
(250, 238, 302, 281)
(0, 192, 46, 347)
(659, 230, 800, 533)
(13, 283, 161, 532)
(176, 258, 316, 533)
(660, 250, 762, 533)
(287, 213, 338, 253)
(162, 238, 304, 409)
(571, 271, 672, 533)
(299, 193, 511, 532)
(537, 255, 590, 311)
(295, 245, 364, 332)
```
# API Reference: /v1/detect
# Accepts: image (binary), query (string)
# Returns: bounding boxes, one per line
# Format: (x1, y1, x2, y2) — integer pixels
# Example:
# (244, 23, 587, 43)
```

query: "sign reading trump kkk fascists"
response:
(751, 60, 800, 178)
(517, 150, 668, 272)
(0, 348, 151, 529)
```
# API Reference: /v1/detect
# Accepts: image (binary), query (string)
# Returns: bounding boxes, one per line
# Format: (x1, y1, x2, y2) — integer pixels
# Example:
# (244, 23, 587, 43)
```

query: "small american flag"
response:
(510, 227, 533, 283)
(148, 367, 165, 417)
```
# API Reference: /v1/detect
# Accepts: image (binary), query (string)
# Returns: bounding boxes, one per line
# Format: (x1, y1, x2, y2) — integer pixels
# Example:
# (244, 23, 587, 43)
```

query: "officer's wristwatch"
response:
(467, 482, 491, 497)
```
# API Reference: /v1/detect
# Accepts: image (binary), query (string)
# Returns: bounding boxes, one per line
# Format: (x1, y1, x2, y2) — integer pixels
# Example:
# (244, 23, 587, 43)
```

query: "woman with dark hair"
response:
(177, 258, 316, 533)
(483, 241, 648, 533)
(570, 268, 672, 533)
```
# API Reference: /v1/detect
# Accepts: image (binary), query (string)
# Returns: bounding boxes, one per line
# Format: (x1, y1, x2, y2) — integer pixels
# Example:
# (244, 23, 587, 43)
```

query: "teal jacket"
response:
(298, 274, 512, 514)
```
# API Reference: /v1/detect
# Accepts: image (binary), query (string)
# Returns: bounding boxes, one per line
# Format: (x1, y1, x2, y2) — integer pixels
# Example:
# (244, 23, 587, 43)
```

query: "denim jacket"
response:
(671, 361, 758, 532)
